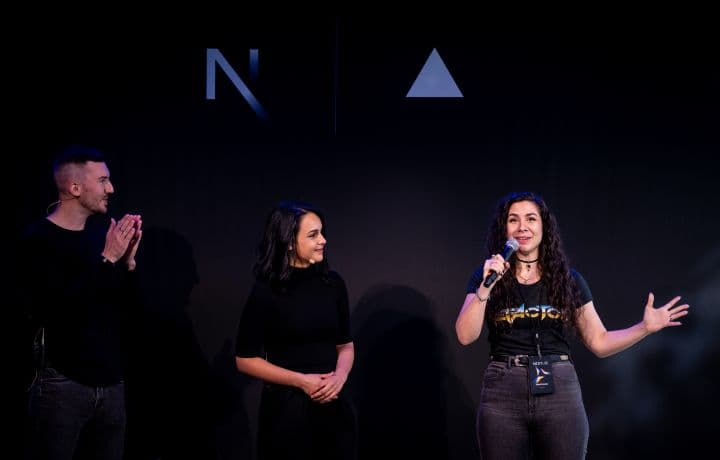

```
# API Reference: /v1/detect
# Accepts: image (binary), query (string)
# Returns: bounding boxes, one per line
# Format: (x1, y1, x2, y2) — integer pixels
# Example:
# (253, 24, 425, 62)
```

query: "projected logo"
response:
(206, 48, 268, 120)
(206, 46, 463, 121)
(406, 48, 463, 98)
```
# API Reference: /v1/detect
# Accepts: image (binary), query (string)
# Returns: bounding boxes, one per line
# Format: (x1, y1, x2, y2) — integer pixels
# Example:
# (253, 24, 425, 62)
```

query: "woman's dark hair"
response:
(253, 200, 329, 284)
(486, 191, 580, 329)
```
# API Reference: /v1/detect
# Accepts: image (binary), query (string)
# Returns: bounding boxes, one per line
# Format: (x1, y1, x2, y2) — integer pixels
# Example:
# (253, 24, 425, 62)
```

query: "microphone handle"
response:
(481, 240, 517, 288)
(482, 270, 499, 288)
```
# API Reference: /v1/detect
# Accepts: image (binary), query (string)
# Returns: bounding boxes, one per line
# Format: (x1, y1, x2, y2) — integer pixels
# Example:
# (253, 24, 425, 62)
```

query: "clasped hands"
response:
(300, 370, 347, 404)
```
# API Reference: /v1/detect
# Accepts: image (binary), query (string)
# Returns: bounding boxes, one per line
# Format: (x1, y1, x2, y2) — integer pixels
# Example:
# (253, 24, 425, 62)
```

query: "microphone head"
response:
(500, 238, 520, 260)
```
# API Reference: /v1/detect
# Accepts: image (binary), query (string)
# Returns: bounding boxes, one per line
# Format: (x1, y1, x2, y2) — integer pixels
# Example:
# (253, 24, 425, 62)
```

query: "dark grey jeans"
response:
(26, 367, 126, 460)
(476, 360, 589, 460)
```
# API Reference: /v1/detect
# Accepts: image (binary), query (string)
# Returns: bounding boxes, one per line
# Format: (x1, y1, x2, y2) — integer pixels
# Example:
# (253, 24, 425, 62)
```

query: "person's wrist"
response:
(475, 288, 489, 303)
(293, 371, 308, 390)
(638, 319, 652, 335)
(334, 369, 348, 382)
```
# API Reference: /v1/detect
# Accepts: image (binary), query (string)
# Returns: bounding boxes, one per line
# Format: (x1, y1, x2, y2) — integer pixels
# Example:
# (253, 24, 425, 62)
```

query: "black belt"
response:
(491, 354, 570, 367)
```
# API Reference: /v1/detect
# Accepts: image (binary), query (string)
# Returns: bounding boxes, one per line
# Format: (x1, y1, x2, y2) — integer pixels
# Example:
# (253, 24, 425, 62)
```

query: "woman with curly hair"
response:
(455, 191, 689, 460)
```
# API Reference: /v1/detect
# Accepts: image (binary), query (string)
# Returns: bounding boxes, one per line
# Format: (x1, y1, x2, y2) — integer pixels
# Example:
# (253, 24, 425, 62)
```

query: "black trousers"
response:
(258, 384, 357, 460)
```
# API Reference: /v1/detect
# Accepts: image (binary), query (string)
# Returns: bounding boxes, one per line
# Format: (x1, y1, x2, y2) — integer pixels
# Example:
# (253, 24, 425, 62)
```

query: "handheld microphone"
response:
(483, 238, 520, 287)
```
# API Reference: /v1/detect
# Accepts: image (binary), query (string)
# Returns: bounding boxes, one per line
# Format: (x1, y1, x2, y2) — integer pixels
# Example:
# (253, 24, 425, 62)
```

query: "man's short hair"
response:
(52, 145, 106, 173)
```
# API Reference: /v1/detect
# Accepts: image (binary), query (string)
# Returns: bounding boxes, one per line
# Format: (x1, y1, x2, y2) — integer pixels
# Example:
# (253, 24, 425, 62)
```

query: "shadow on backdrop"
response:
(211, 338, 255, 460)
(350, 285, 476, 460)
(120, 227, 239, 460)
(584, 247, 720, 460)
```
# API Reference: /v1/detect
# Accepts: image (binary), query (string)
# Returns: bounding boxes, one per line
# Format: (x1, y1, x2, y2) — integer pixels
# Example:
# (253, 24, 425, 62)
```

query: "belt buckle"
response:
(513, 355, 524, 367)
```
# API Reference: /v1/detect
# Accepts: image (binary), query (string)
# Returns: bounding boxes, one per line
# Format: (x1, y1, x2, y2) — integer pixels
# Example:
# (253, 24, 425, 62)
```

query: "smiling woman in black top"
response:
(235, 201, 356, 460)
(455, 191, 690, 460)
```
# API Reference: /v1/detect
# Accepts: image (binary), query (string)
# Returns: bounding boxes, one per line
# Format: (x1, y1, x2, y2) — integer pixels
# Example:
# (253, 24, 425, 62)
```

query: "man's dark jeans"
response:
(26, 367, 125, 460)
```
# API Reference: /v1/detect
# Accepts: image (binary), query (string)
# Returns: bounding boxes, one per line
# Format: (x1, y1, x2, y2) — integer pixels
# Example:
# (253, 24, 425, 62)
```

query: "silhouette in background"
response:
(350, 285, 452, 459)
(212, 338, 255, 460)
(124, 227, 230, 459)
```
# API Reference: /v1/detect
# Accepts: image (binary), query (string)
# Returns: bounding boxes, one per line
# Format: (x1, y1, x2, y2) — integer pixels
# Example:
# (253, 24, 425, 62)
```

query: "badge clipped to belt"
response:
(528, 355, 555, 395)
(529, 331, 554, 395)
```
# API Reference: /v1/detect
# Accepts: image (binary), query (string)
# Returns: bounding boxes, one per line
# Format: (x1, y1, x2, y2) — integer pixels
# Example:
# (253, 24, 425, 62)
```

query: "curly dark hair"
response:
(485, 192, 580, 329)
(253, 200, 329, 286)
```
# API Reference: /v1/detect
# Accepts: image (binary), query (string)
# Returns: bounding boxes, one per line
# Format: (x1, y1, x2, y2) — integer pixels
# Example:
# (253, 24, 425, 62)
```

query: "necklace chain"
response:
(518, 271, 537, 283)
(517, 257, 539, 283)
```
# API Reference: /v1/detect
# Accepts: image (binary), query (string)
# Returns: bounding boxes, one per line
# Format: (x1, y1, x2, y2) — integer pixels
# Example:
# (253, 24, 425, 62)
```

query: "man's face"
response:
(77, 161, 114, 214)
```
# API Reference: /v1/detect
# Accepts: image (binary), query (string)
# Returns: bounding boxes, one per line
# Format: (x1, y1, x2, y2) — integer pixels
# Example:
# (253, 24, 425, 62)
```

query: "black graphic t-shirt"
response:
(466, 268, 592, 357)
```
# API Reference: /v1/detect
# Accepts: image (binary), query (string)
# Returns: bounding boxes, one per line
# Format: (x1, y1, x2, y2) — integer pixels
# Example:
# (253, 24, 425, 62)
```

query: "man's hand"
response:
(102, 214, 142, 270)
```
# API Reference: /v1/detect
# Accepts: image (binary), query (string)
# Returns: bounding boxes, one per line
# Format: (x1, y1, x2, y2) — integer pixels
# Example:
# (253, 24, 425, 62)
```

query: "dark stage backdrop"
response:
(11, 18, 719, 460)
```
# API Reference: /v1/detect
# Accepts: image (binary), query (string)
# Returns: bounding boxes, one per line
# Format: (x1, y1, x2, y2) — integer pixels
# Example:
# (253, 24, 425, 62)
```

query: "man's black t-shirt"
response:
(20, 217, 132, 386)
